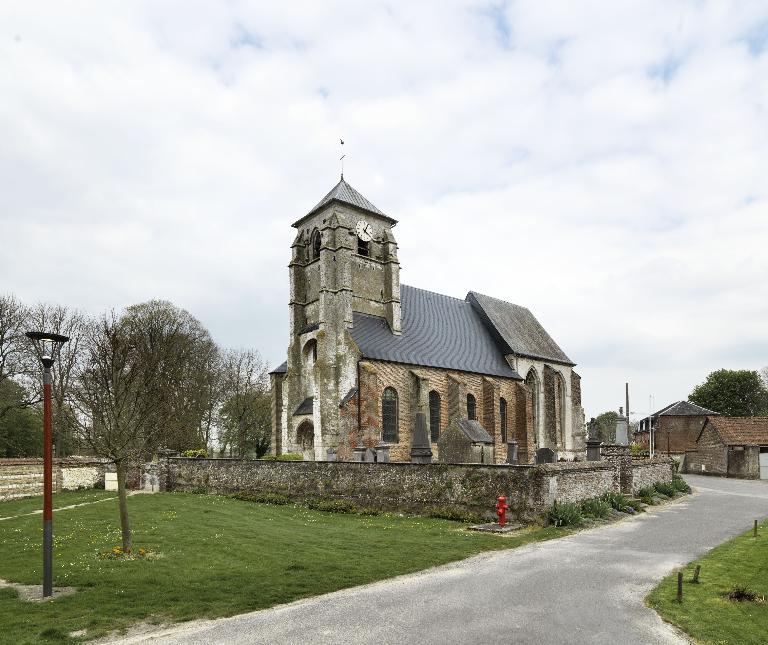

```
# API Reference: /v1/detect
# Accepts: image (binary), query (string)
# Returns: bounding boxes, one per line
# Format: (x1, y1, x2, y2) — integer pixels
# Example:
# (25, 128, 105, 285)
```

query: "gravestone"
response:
(326, 448, 337, 462)
(535, 447, 556, 464)
(352, 443, 367, 462)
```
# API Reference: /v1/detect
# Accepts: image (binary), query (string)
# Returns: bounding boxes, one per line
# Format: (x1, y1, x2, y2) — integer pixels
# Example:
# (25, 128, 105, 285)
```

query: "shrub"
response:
(601, 491, 634, 512)
(277, 453, 304, 461)
(426, 506, 483, 523)
(356, 507, 383, 516)
(580, 498, 611, 519)
(182, 448, 208, 459)
(232, 492, 291, 505)
(548, 501, 584, 527)
(654, 481, 677, 497)
(630, 443, 646, 455)
(637, 486, 658, 505)
(671, 475, 691, 494)
(305, 499, 358, 514)
(727, 585, 761, 602)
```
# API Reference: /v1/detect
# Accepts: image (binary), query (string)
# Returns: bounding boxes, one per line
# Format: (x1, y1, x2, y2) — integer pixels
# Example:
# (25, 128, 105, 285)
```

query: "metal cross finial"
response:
(339, 138, 345, 179)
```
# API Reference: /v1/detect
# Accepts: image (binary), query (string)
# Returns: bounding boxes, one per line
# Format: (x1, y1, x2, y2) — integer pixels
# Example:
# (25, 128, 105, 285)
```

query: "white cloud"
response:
(1, 1, 767, 419)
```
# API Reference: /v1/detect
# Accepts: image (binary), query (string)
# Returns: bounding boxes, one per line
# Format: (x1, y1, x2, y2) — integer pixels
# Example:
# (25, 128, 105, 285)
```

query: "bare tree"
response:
(27, 303, 91, 455)
(218, 348, 270, 457)
(0, 294, 31, 417)
(761, 366, 768, 389)
(122, 301, 220, 453)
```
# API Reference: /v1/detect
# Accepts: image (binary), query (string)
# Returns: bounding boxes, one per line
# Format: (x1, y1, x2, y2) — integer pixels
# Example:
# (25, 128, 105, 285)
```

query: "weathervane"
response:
(339, 138, 345, 179)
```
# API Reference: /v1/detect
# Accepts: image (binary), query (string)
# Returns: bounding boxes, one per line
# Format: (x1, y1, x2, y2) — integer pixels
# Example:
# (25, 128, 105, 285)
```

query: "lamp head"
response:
(25, 331, 70, 368)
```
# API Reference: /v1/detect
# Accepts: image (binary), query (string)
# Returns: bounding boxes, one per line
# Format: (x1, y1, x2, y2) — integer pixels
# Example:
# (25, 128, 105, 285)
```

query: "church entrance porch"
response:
(296, 420, 315, 461)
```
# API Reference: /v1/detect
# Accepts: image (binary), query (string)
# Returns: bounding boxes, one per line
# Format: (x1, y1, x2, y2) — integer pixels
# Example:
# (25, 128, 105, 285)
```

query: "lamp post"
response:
(25, 331, 70, 599)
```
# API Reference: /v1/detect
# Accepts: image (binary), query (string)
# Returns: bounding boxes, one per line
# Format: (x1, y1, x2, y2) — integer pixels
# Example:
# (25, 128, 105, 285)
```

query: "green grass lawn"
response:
(647, 519, 768, 645)
(0, 490, 116, 519)
(0, 492, 562, 644)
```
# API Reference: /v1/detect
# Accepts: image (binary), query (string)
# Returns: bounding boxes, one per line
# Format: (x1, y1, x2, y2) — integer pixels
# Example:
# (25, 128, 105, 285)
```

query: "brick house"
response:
(270, 178, 584, 463)
(634, 400, 718, 453)
(685, 416, 768, 479)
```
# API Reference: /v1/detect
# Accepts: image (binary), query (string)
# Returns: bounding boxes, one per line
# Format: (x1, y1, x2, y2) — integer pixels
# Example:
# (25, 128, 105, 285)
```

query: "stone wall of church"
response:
(343, 360, 533, 464)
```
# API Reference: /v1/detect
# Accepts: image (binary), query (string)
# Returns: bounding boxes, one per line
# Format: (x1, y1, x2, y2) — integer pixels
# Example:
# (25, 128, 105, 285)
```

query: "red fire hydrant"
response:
(496, 496, 509, 528)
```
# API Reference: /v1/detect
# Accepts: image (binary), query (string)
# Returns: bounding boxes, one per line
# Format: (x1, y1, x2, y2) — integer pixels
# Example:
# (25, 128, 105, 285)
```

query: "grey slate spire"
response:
(293, 178, 397, 227)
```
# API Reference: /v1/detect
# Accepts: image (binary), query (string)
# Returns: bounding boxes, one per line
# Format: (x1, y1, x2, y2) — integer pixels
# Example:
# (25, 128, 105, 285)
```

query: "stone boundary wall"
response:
(630, 458, 676, 493)
(158, 456, 675, 521)
(0, 459, 106, 501)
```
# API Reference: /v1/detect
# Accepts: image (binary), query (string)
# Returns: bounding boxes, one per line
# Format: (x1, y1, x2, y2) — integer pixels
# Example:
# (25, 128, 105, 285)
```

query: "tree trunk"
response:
(115, 460, 132, 553)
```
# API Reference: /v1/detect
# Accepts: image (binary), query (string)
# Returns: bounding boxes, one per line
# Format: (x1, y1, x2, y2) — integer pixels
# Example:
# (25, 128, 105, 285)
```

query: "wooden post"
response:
(755, 519, 759, 538)
(693, 565, 701, 583)
(677, 571, 683, 602)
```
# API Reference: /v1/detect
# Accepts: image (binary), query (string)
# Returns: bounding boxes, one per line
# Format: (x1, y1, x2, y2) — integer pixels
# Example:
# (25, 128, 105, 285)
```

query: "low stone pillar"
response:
(375, 443, 390, 463)
(586, 439, 602, 462)
(506, 440, 518, 464)
(601, 444, 632, 494)
(410, 412, 433, 464)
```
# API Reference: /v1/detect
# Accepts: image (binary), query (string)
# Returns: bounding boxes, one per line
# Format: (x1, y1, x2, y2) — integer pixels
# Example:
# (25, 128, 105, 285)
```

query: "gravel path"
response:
(107, 475, 768, 645)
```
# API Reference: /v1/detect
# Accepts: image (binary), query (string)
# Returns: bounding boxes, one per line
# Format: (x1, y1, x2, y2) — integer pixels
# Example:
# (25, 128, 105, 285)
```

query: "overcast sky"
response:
(2, 1, 767, 421)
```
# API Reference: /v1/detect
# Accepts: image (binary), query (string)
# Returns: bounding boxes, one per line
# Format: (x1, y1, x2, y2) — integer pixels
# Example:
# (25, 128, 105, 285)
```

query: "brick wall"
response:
(656, 416, 708, 453)
(344, 360, 529, 464)
(158, 456, 674, 521)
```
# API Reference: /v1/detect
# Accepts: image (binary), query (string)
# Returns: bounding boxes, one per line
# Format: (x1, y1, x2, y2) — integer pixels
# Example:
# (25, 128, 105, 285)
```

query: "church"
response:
(270, 177, 585, 463)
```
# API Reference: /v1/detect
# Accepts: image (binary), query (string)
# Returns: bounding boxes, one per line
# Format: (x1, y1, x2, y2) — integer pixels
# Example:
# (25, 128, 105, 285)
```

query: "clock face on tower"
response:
(355, 220, 374, 242)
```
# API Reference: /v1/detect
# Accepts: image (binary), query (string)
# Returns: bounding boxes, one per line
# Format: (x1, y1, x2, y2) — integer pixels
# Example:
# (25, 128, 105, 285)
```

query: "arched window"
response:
(467, 393, 477, 421)
(525, 368, 539, 446)
(357, 236, 370, 257)
(500, 397, 508, 443)
(311, 229, 321, 260)
(382, 387, 399, 442)
(302, 339, 317, 365)
(429, 390, 441, 442)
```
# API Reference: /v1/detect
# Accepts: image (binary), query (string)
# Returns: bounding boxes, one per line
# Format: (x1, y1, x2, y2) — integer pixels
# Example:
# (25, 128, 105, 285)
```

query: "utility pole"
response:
(625, 382, 630, 441)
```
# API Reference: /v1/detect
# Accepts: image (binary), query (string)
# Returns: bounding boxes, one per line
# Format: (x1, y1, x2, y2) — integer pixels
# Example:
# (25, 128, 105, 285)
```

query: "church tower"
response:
(275, 178, 400, 460)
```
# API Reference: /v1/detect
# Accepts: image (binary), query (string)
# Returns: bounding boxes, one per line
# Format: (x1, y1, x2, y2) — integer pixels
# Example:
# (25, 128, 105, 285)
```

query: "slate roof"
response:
(703, 416, 768, 446)
(349, 285, 521, 380)
(466, 291, 574, 366)
(293, 397, 313, 416)
(454, 419, 494, 443)
(293, 178, 397, 227)
(270, 361, 287, 375)
(639, 401, 719, 425)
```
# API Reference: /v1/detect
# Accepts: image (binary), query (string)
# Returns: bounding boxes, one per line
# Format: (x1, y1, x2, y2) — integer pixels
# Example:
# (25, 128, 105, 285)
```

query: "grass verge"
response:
(0, 492, 564, 644)
(0, 490, 115, 519)
(647, 518, 768, 645)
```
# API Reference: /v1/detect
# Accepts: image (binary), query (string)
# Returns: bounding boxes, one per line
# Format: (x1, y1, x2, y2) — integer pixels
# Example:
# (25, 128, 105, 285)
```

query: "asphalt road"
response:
(115, 475, 768, 645)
